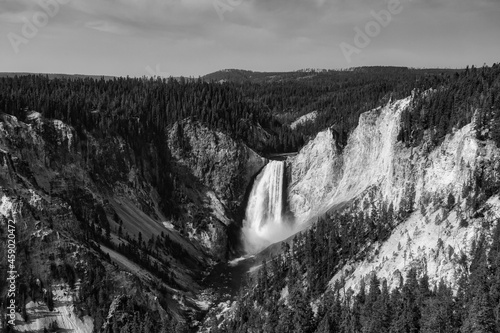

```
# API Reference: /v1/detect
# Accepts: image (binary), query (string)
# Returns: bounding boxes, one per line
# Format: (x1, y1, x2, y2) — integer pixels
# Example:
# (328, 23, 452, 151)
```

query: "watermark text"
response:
(7, 0, 72, 54)
(6, 218, 17, 326)
(340, 0, 411, 63)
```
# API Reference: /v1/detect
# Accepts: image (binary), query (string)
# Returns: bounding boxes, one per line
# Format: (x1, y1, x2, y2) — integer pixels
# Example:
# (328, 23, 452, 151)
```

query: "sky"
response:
(0, 0, 499, 77)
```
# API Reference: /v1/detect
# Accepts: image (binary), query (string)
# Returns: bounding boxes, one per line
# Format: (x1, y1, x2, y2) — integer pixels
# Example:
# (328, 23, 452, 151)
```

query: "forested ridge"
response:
(399, 64, 500, 148)
(2, 66, 498, 159)
(0, 66, 469, 155)
(1, 64, 500, 333)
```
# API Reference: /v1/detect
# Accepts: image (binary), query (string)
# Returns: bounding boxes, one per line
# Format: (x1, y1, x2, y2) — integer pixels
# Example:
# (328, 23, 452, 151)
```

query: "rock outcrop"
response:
(286, 128, 342, 222)
(167, 119, 267, 215)
(287, 97, 411, 222)
(286, 96, 500, 292)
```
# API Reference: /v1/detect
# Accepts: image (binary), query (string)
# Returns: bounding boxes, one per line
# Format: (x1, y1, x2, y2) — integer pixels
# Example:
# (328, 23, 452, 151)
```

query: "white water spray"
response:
(242, 161, 294, 254)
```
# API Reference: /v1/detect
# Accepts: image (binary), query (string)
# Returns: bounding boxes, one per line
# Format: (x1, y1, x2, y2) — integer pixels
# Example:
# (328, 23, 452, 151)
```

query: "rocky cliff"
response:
(286, 127, 342, 222)
(286, 95, 500, 292)
(287, 97, 411, 222)
(0, 112, 264, 332)
(167, 119, 267, 215)
(166, 119, 267, 258)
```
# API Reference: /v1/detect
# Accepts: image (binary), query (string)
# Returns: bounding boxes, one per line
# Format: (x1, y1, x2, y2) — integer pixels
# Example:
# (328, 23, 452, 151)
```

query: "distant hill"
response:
(1, 67, 461, 83)
(201, 68, 347, 83)
(202, 67, 461, 83)
(0, 72, 116, 80)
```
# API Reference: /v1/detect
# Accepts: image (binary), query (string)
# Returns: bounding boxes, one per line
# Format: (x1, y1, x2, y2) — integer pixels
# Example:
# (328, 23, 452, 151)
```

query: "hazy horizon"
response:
(0, 64, 476, 79)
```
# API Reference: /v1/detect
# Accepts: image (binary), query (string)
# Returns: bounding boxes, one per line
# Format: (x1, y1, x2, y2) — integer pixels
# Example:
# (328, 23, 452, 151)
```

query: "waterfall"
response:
(243, 160, 291, 254)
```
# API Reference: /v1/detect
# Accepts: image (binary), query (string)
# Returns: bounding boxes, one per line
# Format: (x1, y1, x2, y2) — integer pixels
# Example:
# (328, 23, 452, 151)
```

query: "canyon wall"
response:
(286, 96, 500, 291)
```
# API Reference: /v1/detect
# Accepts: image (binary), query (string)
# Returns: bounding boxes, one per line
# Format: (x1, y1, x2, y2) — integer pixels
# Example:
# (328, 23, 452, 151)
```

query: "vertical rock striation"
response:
(286, 95, 500, 291)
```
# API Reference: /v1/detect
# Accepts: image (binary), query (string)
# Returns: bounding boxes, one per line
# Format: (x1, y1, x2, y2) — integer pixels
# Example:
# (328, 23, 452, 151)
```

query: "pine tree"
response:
(421, 279, 454, 333)
(275, 305, 293, 333)
(290, 286, 314, 333)
(47, 286, 54, 311)
(363, 274, 381, 332)
(462, 248, 496, 333)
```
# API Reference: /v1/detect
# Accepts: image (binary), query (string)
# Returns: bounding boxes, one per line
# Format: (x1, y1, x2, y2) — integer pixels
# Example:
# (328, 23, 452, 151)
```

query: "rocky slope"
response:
(166, 119, 267, 259)
(285, 95, 500, 292)
(289, 111, 318, 130)
(286, 127, 342, 222)
(167, 119, 267, 216)
(0, 112, 263, 332)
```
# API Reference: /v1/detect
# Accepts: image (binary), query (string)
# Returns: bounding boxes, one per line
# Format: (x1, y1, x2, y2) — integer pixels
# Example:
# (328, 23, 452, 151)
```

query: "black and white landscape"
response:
(1, 1, 500, 332)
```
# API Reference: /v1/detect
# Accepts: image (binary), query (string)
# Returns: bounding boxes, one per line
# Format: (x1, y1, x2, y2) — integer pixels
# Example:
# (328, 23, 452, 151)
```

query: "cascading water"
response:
(242, 160, 293, 254)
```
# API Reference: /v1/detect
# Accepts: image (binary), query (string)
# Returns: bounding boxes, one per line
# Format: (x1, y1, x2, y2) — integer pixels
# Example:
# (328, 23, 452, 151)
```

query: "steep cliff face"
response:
(286, 128, 342, 222)
(167, 119, 267, 216)
(328, 118, 500, 293)
(287, 98, 410, 222)
(286, 96, 500, 292)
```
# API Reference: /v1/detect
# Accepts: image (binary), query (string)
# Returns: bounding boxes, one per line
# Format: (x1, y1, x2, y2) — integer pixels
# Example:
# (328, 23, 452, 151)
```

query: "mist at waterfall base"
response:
(242, 161, 297, 254)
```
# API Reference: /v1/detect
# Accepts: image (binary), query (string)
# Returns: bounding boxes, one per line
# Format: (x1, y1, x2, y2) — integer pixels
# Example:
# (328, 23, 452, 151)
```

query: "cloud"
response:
(85, 20, 127, 34)
(0, 0, 499, 77)
(66, 0, 217, 41)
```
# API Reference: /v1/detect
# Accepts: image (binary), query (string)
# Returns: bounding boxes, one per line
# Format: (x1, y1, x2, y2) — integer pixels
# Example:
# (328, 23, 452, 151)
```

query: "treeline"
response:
(0, 67, 464, 156)
(399, 64, 500, 148)
(228, 67, 460, 148)
(1, 65, 496, 159)
(0, 75, 301, 153)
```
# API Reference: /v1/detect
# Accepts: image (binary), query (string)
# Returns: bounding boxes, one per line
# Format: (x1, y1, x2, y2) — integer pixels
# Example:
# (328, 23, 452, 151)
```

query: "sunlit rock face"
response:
(328, 115, 500, 294)
(284, 95, 500, 293)
(238, 93, 500, 295)
(286, 128, 343, 223)
(286, 97, 412, 224)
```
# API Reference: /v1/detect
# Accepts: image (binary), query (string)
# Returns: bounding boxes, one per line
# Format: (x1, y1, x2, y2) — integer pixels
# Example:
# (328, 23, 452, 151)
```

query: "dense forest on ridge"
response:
(1, 64, 500, 333)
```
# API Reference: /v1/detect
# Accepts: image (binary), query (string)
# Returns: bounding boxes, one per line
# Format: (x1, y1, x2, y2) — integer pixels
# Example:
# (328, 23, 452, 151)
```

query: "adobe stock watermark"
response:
(340, 0, 411, 64)
(7, 0, 72, 55)
(213, 0, 243, 21)
(6, 218, 17, 326)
